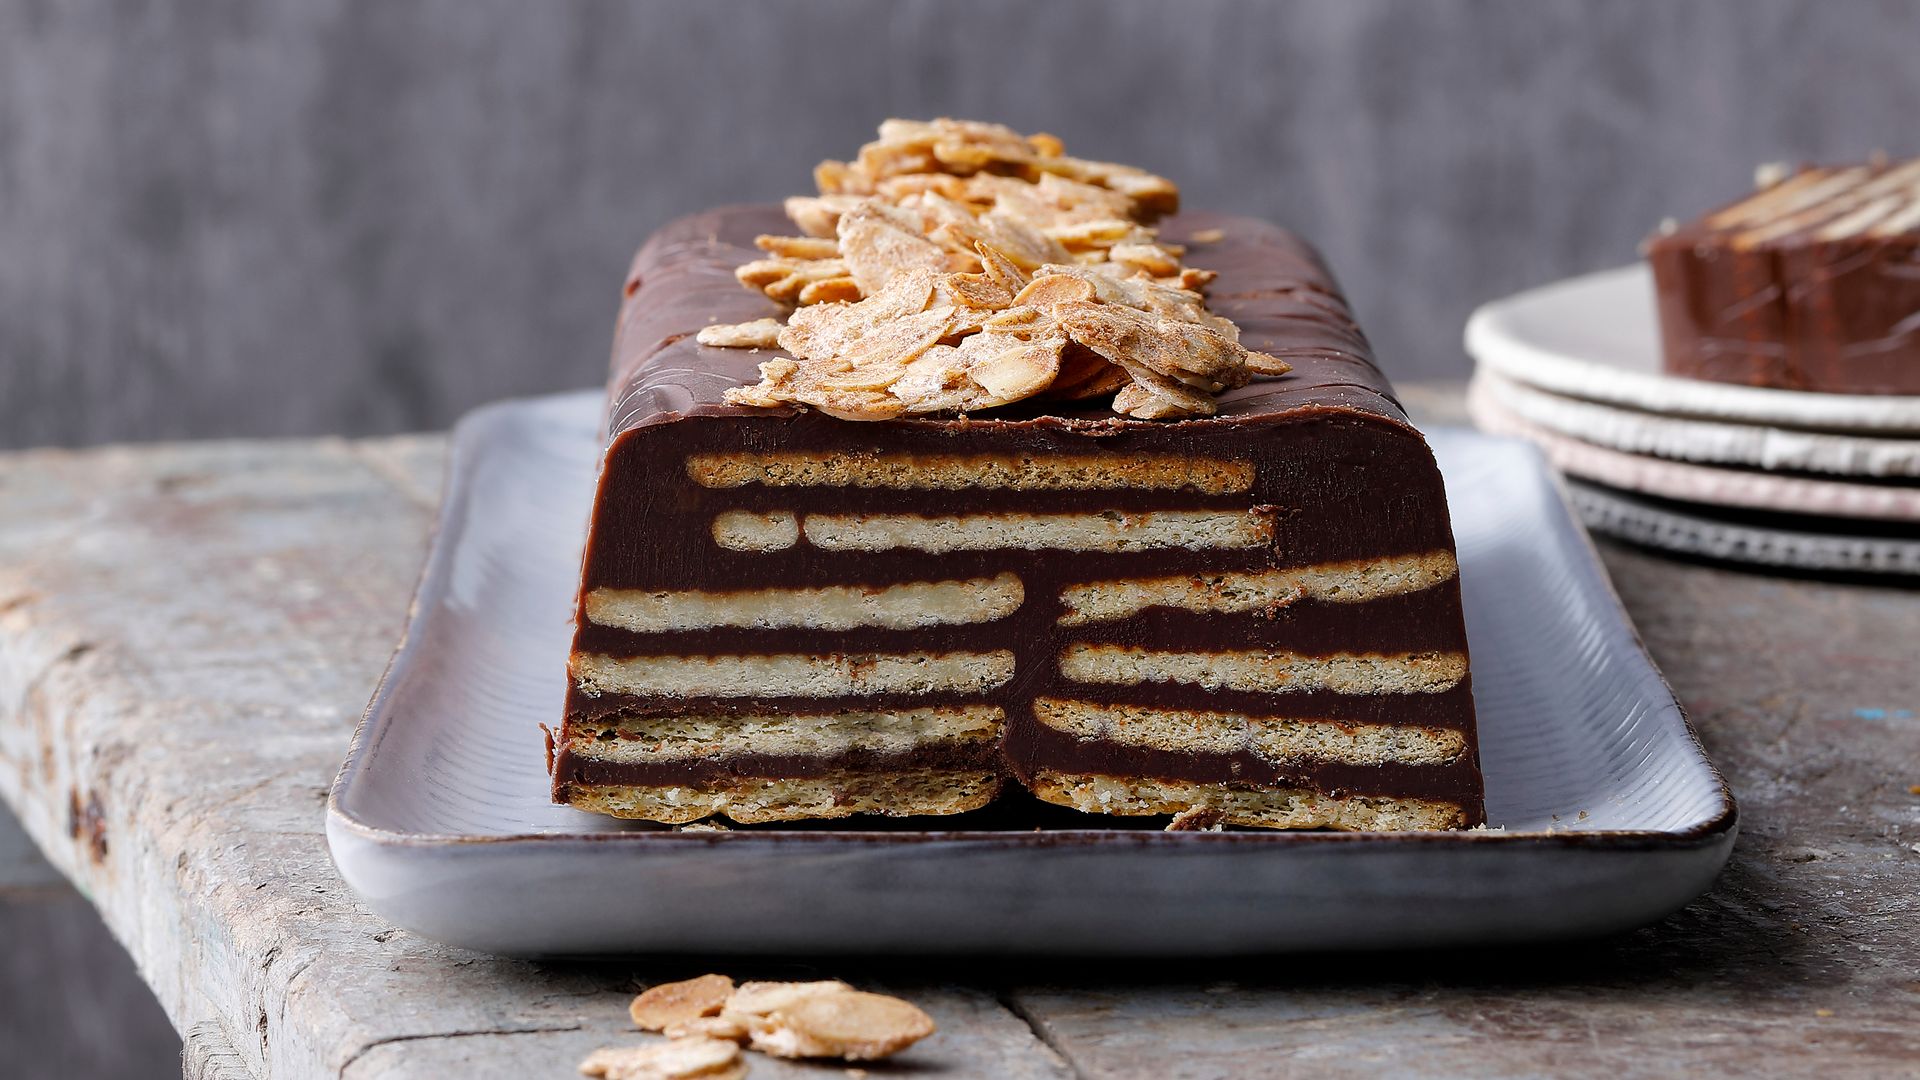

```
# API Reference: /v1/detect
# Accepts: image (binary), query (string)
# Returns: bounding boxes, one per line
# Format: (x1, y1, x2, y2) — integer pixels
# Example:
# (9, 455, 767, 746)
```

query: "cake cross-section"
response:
(551, 204, 1484, 829)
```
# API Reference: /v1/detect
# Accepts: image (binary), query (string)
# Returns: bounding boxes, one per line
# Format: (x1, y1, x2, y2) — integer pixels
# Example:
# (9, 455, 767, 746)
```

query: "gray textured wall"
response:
(2, 0, 1917, 449)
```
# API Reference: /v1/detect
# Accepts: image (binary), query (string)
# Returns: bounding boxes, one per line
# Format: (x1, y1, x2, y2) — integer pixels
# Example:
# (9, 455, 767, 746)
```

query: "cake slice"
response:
(1647, 157, 1920, 394)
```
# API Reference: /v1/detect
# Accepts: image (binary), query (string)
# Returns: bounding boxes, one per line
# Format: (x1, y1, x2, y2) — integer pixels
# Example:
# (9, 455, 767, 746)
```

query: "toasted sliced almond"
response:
(806, 391, 909, 422)
(797, 276, 863, 304)
(785, 193, 866, 237)
(942, 271, 1015, 310)
(746, 989, 937, 1061)
(1046, 344, 1130, 401)
(1037, 154, 1181, 217)
(1243, 349, 1293, 377)
(1112, 379, 1213, 419)
(630, 974, 736, 1032)
(877, 173, 973, 202)
(1110, 242, 1183, 277)
(723, 358, 798, 403)
(886, 345, 974, 412)
(579, 1036, 744, 1080)
(696, 319, 783, 349)
(975, 242, 1030, 293)
(722, 980, 855, 1019)
(1046, 218, 1150, 251)
(715, 120, 1284, 420)
(777, 269, 938, 361)
(1071, 363, 1133, 400)
(930, 212, 1068, 271)
(965, 334, 1064, 403)
(813, 159, 865, 195)
(736, 256, 851, 303)
(663, 1015, 751, 1042)
(1172, 266, 1218, 290)
(1052, 300, 1250, 384)
(1013, 273, 1097, 309)
(838, 202, 950, 295)
(755, 234, 840, 260)
(859, 118, 1038, 182)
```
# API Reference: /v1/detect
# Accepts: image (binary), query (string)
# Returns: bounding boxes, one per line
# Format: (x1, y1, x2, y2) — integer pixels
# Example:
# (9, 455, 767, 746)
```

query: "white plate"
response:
(1469, 378, 1920, 522)
(326, 392, 1735, 957)
(1465, 264, 1920, 435)
(1566, 480, 1920, 577)
(1475, 368, 1920, 479)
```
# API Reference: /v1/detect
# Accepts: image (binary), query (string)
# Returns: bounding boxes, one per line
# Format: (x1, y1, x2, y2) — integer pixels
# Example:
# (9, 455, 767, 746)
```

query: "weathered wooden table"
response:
(1, 387, 1917, 1079)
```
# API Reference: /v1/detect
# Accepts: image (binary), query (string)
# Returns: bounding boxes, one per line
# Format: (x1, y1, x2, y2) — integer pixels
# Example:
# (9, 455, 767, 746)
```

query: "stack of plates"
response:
(1464, 265, 1920, 575)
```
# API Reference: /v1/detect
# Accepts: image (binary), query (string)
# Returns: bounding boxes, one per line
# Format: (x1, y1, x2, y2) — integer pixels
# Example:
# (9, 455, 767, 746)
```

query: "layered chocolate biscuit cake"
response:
(1647, 157, 1920, 394)
(553, 121, 1482, 828)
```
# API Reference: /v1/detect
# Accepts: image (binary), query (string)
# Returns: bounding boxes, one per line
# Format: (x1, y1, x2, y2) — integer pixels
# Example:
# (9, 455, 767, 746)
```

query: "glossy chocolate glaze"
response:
(1647, 164, 1920, 394)
(559, 205, 1484, 822)
(603, 207, 1394, 436)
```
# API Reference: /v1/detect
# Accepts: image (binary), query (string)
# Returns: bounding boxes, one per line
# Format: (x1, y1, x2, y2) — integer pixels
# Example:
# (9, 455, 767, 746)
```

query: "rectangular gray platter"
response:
(326, 391, 1736, 957)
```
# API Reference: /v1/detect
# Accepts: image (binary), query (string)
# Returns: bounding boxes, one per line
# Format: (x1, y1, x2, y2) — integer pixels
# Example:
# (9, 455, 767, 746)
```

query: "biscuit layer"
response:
(567, 705, 1004, 762)
(1057, 550, 1458, 626)
(712, 510, 799, 551)
(560, 769, 1004, 824)
(687, 450, 1255, 494)
(1031, 698, 1467, 766)
(1027, 771, 1468, 830)
(571, 650, 1017, 699)
(584, 574, 1024, 633)
(1057, 645, 1468, 695)
(802, 510, 1272, 553)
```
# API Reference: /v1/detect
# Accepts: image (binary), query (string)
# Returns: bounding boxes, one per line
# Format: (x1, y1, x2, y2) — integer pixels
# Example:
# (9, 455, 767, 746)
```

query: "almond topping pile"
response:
(704, 119, 1289, 420)
(581, 974, 937, 1078)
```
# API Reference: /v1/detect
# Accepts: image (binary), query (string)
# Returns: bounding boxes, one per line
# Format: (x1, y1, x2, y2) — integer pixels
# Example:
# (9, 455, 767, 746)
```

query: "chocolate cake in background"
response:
(1647, 157, 1920, 395)
(551, 122, 1483, 829)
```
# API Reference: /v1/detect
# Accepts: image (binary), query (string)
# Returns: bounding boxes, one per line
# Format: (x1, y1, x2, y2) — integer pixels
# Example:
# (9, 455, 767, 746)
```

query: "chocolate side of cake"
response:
(1646, 159, 1920, 394)
(552, 205, 1484, 829)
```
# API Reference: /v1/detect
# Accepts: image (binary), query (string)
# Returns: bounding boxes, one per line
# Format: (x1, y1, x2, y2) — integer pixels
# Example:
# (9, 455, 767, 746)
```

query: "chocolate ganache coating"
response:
(585, 206, 1456, 590)
(605, 206, 1411, 438)
(560, 205, 1484, 823)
